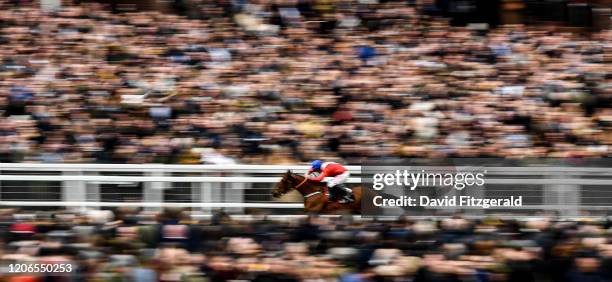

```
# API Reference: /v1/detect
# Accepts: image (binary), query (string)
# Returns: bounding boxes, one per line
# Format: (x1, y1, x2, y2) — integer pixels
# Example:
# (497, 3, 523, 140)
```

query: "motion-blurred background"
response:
(0, 0, 609, 165)
(0, 0, 611, 281)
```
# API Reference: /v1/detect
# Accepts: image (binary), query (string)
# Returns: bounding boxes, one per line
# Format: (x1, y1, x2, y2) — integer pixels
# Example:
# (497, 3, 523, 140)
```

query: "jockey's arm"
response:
(308, 170, 328, 182)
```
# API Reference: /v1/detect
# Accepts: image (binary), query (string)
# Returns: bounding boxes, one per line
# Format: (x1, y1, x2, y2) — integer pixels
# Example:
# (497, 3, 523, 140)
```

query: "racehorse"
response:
(272, 170, 362, 214)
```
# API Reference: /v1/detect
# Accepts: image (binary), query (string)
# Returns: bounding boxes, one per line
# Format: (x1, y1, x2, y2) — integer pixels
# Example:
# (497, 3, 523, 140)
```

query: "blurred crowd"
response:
(1, 209, 612, 282)
(0, 1, 610, 164)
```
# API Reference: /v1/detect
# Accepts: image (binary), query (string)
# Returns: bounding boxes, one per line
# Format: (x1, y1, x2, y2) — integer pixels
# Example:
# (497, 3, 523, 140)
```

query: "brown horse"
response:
(272, 170, 362, 214)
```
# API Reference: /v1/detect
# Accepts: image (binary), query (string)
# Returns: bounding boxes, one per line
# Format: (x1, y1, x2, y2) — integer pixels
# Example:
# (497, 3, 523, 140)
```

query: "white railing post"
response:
(86, 172, 100, 209)
(62, 170, 87, 212)
(144, 171, 166, 211)
(560, 173, 580, 217)
(225, 173, 245, 214)
(198, 181, 221, 213)
(544, 173, 580, 217)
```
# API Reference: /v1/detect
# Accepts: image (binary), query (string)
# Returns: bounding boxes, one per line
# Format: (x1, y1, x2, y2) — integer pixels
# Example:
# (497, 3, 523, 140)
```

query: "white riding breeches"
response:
(324, 171, 350, 187)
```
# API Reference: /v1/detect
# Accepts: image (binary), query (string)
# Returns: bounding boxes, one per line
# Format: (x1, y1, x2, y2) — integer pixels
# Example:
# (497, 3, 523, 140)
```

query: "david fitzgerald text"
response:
(373, 195, 523, 209)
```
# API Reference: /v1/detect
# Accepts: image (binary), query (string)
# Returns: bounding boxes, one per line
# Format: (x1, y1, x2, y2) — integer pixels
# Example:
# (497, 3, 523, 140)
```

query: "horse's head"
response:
(272, 170, 297, 198)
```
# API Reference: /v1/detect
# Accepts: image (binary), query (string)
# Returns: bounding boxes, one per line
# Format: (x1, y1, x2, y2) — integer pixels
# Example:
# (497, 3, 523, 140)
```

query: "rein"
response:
(292, 176, 322, 199)
(293, 177, 308, 190)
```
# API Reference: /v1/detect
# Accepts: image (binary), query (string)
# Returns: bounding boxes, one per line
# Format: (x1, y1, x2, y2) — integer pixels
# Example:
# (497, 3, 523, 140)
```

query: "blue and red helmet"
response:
(311, 160, 323, 170)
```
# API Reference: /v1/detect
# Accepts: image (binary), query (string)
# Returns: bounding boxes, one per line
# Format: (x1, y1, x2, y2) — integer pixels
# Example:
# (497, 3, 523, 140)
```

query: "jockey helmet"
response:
(311, 160, 323, 170)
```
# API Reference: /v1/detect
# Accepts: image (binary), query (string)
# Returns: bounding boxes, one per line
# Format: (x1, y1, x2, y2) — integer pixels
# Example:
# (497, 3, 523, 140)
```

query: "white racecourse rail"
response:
(0, 163, 363, 211)
(0, 163, 611, 215)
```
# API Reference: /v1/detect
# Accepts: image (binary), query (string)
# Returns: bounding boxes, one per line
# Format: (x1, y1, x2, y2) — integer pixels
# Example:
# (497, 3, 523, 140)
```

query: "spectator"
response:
(2, 209, 612, 282)
(0, 1, 607, 165)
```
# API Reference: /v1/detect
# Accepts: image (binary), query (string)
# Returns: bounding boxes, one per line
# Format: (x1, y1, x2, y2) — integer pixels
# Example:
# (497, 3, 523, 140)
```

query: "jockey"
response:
(305, 160, 354, 203)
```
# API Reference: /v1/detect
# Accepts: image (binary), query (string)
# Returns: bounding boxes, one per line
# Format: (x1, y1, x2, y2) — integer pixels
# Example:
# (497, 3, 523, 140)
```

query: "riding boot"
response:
(335, 184, 354, 203)
(328, 186, 340, 202)
(339, 184, 354, 202)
